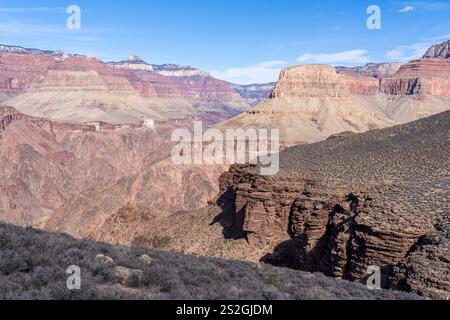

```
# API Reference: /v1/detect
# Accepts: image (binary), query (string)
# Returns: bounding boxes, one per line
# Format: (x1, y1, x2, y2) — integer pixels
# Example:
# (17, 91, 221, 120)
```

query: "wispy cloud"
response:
(211, 61, 287, 85)
(296, 50, 370, 65)
(0, 21, 66, 35)
(385, 43, 430, 62)
(405, 1, 450, 10)
(425, 34, 450, 41)
(0, 7, 63, 13)
(0, 20, 110, 40)
(398, 6, 415, 13)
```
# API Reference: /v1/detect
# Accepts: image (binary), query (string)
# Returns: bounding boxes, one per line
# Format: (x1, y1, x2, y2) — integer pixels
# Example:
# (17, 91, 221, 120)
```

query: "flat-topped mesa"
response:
(152, 64, 210, 77)
(0, 44, 58, 55)
(423, 40, 450, 59)
(0, 53, 56, 95)
(272, 65, 351, 99)
(107, 55, 154, 72)
(379, 40, 450, 99)
(219, 111, 450, 298)
(272, 64, 379, 99)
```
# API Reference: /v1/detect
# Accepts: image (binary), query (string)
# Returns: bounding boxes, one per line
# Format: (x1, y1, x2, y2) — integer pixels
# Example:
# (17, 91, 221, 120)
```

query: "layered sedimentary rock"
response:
(152, 64, 210, 77)
(110, 58, 246, 110)
(44, 157, 227, 240)
(391, 221, 450, 300)
(0, 106, 223, 231)
(380, 59, 450, 97)
(221, 41, 450, 145)
(0, 46, 248, 124)
(336, 63, 402, 79)
(218, 64, 394, 145)
(423, 40, 450, 59)
(230, 82, 276, 106)
(219, 111, 450, 298)
(378, 41, 450, 119)
(0, 53, 55, 96)
(108, 55, 154, 71)
(0, 44, 58, 55)
(376, 56, 450, 123)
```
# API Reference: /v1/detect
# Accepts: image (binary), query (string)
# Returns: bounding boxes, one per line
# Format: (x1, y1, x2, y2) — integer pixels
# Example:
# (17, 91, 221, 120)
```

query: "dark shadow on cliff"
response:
(209, 187, 247, 240)
(261, 237, 397, 290)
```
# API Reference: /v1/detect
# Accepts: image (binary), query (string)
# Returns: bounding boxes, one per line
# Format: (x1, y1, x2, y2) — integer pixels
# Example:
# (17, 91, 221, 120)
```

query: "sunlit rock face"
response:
(218, 64, 394, 146)
(219, 111, 450, 299)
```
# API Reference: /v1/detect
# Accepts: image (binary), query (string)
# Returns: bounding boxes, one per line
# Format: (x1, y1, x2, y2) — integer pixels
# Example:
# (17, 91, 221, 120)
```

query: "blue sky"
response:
(0, 0, 449, 84)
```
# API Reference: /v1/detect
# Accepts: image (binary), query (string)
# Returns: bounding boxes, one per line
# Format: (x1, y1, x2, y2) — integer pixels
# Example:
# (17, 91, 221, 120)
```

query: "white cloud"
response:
(296, 50, 370, 65)
(211, 61, 287, 85)
(385, 43, 430, 62)
(398, 6, 415, 13)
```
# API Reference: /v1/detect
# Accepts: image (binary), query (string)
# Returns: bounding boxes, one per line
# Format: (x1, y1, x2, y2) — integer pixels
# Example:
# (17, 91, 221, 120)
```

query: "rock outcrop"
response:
(423, 40, 450, 59)
(380, 59, 450, 98)
(219, 111, 450, 299)
(152, 64, 210, 77)
(108, 55, 154, 71)
(0, 106, 223, 232)
(218, 64, 394, 145)
(336, 63, 402, 79)
(221, 41, 450, 145)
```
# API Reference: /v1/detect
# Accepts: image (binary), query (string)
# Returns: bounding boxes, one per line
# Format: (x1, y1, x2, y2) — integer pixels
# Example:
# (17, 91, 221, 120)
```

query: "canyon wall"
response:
(0, 106, 223, 230)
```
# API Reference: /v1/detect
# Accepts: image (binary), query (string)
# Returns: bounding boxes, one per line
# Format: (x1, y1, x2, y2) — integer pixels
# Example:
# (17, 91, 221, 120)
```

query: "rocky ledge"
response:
(218, 111, 450, 299)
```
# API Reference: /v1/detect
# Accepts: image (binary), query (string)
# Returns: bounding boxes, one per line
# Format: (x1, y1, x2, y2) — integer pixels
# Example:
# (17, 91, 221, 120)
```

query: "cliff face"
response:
(423, 40, 450, 59)
(219, 111, 450, 299)
(272, 64, 379, 98)
(218, 64, 394, 145)
(221, 41, 450, 145)
(0, 53, 55, 95)
(336, 63, 402, 79)
(0, 106, 223, 232)
(230, 82, 276, 106)
(380, 58, 450, 101)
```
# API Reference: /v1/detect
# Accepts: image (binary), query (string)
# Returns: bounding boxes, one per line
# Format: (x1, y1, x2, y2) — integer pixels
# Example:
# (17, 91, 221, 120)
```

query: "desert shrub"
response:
(0, 223, 419, 300)
(151, 236, 172, 249)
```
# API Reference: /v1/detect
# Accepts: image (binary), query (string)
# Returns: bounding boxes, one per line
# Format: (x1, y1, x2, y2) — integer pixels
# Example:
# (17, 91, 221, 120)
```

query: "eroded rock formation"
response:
(219, 111, 450, 298)
(423, 40, 450, 59)
(218, 64, 395, 145)
(336, 63, 402, 79)
(220, 41, 450, 145)
(0, 106, 223, 233)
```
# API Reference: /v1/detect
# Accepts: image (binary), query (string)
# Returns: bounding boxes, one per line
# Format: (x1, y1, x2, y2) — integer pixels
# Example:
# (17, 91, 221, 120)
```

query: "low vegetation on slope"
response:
(0, 223, 418, 300)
